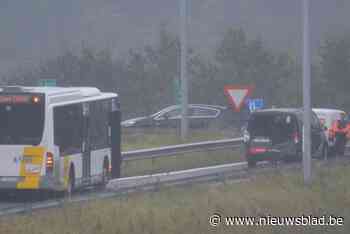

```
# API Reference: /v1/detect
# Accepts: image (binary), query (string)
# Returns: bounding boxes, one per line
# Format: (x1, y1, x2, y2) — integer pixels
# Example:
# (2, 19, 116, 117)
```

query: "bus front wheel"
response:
(66, 167, 75, 198)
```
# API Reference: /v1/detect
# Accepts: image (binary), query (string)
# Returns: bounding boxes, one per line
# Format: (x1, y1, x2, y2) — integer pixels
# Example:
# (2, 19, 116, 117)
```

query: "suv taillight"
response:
(46, 152, 54, 174)
(293, 132, 299, 144)
(249, 147, 267, 154)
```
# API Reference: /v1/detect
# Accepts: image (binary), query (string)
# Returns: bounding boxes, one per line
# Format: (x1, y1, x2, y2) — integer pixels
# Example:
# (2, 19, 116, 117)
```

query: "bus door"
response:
(110, 98, 121, 179)
(82, 102, 91, 184)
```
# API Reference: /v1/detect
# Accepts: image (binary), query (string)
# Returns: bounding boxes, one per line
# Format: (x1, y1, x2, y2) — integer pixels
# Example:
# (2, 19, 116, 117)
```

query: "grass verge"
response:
(1, 163, 350, 234)
(122, 128, 235, 151)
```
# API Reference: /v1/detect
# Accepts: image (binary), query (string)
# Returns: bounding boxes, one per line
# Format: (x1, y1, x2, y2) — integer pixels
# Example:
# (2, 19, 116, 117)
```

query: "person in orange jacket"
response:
(329, 115, 350, 156)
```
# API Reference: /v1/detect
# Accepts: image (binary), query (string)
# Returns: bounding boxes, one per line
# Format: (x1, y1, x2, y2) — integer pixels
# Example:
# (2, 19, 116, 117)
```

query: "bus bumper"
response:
(0, 176, 64, 191)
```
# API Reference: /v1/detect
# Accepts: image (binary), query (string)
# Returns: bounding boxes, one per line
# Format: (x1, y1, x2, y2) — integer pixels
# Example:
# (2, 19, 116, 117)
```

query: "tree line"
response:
(3, 26, 350, 118)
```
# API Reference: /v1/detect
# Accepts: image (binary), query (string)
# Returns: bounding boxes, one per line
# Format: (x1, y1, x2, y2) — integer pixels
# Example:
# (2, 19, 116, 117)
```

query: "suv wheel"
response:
(322, 145, 328, 160)
(65, 168, 75, 199)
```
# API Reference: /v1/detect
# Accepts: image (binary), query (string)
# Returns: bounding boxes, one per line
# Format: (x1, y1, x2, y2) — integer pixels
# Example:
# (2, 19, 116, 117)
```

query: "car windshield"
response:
(0, 101, 45, 145)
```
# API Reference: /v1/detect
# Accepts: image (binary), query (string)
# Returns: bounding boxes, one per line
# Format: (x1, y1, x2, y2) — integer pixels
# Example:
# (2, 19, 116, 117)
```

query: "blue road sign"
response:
(248, 98, 264, 112)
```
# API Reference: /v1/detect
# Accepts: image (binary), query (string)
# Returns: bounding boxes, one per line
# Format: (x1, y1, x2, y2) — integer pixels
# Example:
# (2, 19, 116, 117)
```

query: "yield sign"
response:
(224, 85, 253, 112)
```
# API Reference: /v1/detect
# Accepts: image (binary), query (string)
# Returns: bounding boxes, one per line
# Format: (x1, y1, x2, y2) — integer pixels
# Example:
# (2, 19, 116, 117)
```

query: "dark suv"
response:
(243, 108, 328, 167)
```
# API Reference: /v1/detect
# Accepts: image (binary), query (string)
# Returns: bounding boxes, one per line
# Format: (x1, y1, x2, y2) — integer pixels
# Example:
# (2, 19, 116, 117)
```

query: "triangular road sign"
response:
(224, 85, 253, 112)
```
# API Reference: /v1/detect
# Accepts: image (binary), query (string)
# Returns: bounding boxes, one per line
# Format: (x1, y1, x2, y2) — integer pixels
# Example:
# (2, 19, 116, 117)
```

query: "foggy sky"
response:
(0, 0, 349, 74)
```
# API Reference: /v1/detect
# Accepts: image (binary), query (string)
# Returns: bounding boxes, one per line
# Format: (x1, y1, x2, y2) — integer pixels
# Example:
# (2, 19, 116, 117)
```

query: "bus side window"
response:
(54, 104, 83, 156)
(89, 99, 109, 150)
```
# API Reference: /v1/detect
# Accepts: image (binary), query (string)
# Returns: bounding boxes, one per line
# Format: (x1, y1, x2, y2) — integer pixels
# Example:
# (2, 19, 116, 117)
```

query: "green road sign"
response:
(173, 78, 182, 104)
(38, 79, 56, 87)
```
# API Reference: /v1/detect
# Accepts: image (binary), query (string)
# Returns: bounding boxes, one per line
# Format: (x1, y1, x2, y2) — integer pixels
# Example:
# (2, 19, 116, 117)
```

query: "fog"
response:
(0, 0, 349, 73)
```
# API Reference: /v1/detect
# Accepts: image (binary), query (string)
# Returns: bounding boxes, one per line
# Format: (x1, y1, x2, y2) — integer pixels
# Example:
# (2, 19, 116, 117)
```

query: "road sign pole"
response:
(180, 0, 188, 140)
(302, 0, 312, 185)
(173, 78, 181, 105)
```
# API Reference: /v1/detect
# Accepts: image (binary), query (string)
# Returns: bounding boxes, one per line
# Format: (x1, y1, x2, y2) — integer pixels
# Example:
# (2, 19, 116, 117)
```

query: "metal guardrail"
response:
(121, 137, 244, 161)
(109, 144, 350, 192)
(107, 161, 249, 191)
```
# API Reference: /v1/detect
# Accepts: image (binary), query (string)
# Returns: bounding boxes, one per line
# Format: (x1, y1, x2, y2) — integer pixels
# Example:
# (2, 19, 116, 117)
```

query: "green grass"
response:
(121, 128, 234, 151)
(2, 163, 350, 234)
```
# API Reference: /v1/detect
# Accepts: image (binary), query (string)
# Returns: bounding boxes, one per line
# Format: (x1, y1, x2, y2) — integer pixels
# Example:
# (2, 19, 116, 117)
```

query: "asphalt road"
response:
(0, 190, 63, 213)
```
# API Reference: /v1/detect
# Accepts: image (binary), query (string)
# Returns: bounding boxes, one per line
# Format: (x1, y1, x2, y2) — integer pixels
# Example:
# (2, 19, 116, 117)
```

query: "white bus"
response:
(0, 86, 121, 194)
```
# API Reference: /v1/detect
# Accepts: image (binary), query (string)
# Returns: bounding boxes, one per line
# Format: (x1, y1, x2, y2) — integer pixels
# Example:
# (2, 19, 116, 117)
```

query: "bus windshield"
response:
(0, 95, 45, 145)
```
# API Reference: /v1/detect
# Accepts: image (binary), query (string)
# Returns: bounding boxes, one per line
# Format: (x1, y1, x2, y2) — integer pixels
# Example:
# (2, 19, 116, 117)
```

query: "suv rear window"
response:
(248, 113, 297, 144)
